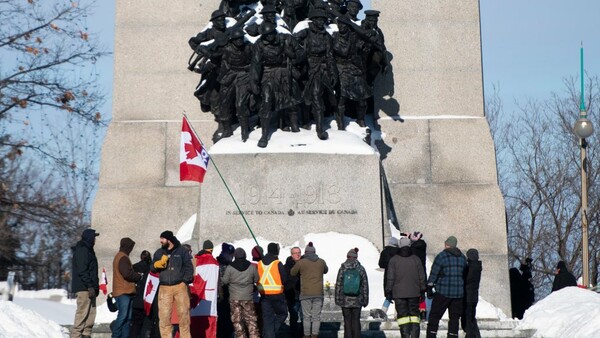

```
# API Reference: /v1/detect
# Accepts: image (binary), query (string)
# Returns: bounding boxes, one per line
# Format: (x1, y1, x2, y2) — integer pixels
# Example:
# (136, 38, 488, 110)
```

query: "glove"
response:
(154, 254, 169, 269)
(426, 285, 435, 299)
(87, 287, 96, 299)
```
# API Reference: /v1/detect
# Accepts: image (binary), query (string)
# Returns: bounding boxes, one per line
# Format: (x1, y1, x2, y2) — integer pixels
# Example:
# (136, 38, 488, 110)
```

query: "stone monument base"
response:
(199, 126, 384, 249)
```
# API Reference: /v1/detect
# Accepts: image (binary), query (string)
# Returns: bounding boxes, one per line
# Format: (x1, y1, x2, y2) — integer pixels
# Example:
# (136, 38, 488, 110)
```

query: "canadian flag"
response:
(180, 116, 209, 183)
(143, 271, 160, 316)
(99, 267, 108, 295)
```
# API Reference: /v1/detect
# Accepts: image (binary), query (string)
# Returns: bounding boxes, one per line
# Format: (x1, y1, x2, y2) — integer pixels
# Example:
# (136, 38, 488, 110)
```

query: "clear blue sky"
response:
(90, 0, 600, 118)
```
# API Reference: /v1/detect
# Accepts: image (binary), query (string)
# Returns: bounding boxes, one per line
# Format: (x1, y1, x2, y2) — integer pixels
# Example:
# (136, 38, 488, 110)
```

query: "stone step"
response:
(67, 318, 534, 338)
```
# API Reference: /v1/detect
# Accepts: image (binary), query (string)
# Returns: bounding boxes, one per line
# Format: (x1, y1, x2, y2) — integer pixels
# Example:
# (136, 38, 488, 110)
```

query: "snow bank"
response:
(0, 300, 68, 338)
(517, 287, 600, 337)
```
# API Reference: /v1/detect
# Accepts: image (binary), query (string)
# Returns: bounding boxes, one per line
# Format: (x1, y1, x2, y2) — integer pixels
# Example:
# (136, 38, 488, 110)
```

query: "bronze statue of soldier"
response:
(251, 22, 305, 148)
(188, 10, 229, 141)
(332, 16, 372, 128)
(361, 10, 389, 115)
(295, 9, 338, 141)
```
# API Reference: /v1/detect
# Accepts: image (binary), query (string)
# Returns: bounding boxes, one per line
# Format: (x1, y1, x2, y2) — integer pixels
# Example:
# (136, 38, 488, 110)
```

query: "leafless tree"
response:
(487, 75, 600, 297)
(0, 0, 108, 286)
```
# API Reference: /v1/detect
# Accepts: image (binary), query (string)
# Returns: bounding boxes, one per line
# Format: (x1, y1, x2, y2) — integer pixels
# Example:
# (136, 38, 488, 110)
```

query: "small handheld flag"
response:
(99, 267, 108, 295)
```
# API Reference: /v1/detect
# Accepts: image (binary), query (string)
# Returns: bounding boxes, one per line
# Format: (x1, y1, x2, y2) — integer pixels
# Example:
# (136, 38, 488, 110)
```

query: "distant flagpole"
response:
(182, 113, 260, 247)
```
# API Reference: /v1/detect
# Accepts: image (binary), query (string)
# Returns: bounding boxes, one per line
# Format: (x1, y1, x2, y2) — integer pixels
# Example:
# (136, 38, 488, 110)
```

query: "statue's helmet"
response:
(259, 22, 277, 35)
(308, 9, 328, 19)
(363, 10, 380, 18)
(229, 28, 245, 40)
(346, 0, 364, 10)
(210, 10, 226, 21)
(260, 5, 277, 14)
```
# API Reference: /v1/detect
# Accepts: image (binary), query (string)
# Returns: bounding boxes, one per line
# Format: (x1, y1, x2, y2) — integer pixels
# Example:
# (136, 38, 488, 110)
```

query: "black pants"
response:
(342, 307, 361, 338)
(426, 294, 463, 338)
(394, 297, 421, 325)
(461, 301, 481, 338)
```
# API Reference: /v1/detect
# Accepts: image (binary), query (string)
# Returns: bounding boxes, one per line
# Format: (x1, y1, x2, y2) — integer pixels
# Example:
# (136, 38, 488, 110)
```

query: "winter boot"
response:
(257, 118, 270, 148)
(289, 110, 300, 132)
(221, 120, 233, 138)
(239, 116, 250, 142)
(315, 113, 328, 140)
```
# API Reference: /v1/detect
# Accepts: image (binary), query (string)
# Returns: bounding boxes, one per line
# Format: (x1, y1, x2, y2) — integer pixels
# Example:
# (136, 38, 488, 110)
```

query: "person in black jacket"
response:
(151, 231, 194, 338)
(374, 237, 398, 319)
(284, 246, 303, 338)
(461, 248, 482, 338)
(409, 231, 427, 320)
(130, 250, 160, 338)
(551, 261, 577, 292)
(71, 228, 99, 338)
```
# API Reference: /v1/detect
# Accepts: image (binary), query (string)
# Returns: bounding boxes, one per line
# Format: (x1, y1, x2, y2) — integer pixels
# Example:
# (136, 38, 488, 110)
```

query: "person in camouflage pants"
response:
(222, 248, 260, 338)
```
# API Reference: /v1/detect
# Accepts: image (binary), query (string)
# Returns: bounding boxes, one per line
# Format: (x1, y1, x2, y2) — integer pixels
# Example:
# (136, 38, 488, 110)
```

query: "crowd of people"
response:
(70, 228, 489, 338)
(188, 0, 389, 147)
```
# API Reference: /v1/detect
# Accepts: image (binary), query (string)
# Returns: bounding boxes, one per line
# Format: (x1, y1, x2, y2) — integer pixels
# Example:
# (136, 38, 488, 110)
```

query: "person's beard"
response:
(161, 242, 170, 250)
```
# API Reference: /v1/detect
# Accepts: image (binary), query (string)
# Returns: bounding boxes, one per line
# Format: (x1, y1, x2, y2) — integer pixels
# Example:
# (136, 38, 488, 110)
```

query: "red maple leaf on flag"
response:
(185, 142, 198, 160)
(145, 279, 154, 297)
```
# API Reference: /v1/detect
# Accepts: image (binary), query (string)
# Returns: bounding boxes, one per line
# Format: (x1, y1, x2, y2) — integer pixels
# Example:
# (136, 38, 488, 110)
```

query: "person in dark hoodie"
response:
(551, 260, 577, 292)
(426, 236, 467, 338)
(151, 230, 194, 338)
(257, 242, 289, 338)
(461, 248, 482, 338)
(508, 267, 526, 319)
(222, 247, 260, 338)
(290, 241, 329, 338)
(217, 243, 235, 338)
(71, 228, 100, 338)
(386, 237, 425, 338)
(111, 237, 143, 338)
(335, 248, 369, 338)
(130, 250, 159, 338)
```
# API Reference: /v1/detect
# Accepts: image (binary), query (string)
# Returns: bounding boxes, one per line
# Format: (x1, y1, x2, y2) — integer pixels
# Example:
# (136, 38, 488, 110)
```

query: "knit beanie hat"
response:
(347, 248, 358, 259)
(387, 237, 398, 247)
(267, 242, 280, 255)
(445, 236, 458, 248)
(160, 231, 176, 243)
(222, 243, 235, 254)
(251, 246, 264, 261)
(202, 240, 214, 250)
(234, 247, 246, 259)
(305, 241, 316, 254)
(399, 237, 411, 248)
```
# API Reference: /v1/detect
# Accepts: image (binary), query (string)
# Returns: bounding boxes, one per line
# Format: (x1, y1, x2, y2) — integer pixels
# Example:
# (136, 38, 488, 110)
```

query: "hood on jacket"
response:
(342, 258, 360, 269)
(262, 253, 279, 265)
(303, 252, 319, 262)
(398, 246, 412, 257)
(466, 248, 479, 261)
(119, 237, 135, 255)
(230, 257, 251, 272)
(81, 229, 99, 247)
(445, 247, 463, 257)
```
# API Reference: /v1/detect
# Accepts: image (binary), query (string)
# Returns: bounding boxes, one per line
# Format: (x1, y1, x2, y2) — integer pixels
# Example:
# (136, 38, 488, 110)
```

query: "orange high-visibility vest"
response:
(257, 260, 283, 295)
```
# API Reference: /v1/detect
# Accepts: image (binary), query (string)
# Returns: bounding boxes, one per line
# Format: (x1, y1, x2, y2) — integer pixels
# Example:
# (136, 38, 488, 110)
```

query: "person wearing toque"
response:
(151, 230, 194, 338)
(426, 235, 467, 338)
(190, 239, 220, 336)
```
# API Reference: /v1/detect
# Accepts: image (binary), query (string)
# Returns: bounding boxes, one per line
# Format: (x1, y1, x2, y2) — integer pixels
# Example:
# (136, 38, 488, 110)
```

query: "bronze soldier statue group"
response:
(187, 0, 389, 147)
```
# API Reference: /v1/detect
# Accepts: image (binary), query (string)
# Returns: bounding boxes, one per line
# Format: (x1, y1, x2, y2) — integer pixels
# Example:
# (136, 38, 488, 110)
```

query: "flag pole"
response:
(182, 113, 260, 248)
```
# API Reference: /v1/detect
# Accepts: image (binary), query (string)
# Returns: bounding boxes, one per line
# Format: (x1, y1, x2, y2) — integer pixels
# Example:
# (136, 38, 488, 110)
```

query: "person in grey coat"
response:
(335, 248, 369, 338)
(386, 237, 426, 338)
(221, 248, 260, 338)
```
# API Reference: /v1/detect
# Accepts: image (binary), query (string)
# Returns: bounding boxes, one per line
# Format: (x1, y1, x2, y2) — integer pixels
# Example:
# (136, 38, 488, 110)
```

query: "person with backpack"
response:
(386, 237, 426, 338)
(335, 248, 369, 338)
